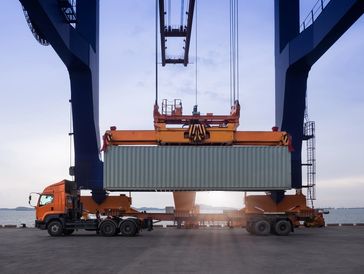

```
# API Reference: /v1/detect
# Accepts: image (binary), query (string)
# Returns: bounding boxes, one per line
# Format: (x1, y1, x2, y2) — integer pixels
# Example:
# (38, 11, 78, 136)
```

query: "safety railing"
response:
(164, 25, 186, 32)
(161, 99, 182, 115)
(300, 0, 331, 32)
(21, 5, 49, 46)
(59, 0, 77, 26)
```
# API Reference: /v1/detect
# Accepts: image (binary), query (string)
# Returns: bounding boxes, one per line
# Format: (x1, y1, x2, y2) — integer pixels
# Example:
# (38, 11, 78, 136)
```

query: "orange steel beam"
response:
(102, 100, 290, 147)
(154, 114, 239, 125)
(153, 100, 240, 126)
(234, 131, 289, 145)
(244, 193, 311, 215)
(81, 195, 138, 215)
(103, 129, 289, 146)
(107, 212, 245, 222)
(173, 192, 197, 214)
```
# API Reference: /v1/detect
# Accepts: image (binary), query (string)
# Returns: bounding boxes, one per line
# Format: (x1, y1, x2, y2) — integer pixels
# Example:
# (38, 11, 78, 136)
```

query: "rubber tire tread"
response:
(120, 220, 137, 237)
(47, 220, 63, 237)
(274, 219, 291, 236)
(254, 220, 270, 236)
(100, 220, 117, 237)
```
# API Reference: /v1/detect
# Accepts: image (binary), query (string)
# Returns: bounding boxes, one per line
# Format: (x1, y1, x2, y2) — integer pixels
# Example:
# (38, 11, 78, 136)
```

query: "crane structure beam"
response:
(159, 0, 195, 66)
(183, 0, 196, 66)
(103, 129, 290, 147)
(158, 0, 166, 66)
(19, 1, 364, 206)
(275, 0, 364, 191)
(19, 0, 105, 203)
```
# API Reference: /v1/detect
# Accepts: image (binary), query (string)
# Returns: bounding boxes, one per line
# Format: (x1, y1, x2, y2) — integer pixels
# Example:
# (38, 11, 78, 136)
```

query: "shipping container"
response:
(103, 146, 291, 191)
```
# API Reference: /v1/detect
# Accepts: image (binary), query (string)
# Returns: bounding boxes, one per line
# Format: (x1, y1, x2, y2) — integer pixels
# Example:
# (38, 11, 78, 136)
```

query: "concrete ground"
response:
(0, 227, 363, 274)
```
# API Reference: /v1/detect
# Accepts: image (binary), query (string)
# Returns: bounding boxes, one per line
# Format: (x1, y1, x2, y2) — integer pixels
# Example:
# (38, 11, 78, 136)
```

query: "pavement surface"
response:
(0, 227, 363, 274)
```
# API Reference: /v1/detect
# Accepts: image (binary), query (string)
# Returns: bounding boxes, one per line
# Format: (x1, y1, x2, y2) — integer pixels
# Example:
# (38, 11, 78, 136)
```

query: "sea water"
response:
(0, 210, 36, 227)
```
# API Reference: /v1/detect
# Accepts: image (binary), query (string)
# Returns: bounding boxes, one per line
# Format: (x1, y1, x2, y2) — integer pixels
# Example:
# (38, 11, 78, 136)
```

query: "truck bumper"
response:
(35, 220, 46, 230)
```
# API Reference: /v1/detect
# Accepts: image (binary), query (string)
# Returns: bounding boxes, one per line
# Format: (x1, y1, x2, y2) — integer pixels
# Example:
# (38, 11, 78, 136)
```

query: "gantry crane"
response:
(17, 0, 364, 236)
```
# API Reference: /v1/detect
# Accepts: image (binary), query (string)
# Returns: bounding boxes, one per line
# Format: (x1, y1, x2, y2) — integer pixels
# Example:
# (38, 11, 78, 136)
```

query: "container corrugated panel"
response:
(104, 146, 291, 191)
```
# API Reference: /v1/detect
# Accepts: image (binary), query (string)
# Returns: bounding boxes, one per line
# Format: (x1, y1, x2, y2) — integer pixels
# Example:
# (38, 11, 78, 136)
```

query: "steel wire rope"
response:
(180, 0, 185, 26)
(155, 0, 159, 105)
(236, 0, 240, 101)
(229, 0, 240, 104)
(168, 0, 171, 26)
(195, 0, 198, 106)
(229, 0, 233, 106)
(232, 0, 236, 103)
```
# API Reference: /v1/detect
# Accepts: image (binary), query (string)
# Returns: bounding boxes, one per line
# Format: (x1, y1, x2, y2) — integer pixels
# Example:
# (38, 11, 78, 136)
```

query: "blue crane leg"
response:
(275, 0, 364, 197)
(19, 0, 106, 203)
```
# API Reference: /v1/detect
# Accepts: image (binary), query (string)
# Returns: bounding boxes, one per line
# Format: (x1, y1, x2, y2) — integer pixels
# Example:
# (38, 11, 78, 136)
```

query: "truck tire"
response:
(63, 229, 74, 236)
(246, 222, 255, 234)
(120, 220, 137, 237)
(254, 220, 270, 235)
(100, 220, 117, 237)
(47, 220, 63, 237)
(274, 219, 291, 236)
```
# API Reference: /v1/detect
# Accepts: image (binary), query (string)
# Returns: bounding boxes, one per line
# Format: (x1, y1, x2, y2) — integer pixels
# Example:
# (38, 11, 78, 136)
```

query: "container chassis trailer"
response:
(31, 180, 323, 237)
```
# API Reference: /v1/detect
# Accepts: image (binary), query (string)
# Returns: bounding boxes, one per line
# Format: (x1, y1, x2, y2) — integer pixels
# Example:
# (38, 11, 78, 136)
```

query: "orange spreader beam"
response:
(103, 128, 290, 146)
(102, 100, 290, 148)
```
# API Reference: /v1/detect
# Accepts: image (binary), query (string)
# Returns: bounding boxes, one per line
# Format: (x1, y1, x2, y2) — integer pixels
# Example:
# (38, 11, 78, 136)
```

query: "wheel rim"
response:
(258, 224, 266, 232)
(275, 220, 290, 235)
(124, 225, 131, 233)
(51, 225, 59, 233)
(121, 221, 136, 235)
(279, 223, 287, 231)
(104, 224, 112, 234)
(254, 220, 270, 235)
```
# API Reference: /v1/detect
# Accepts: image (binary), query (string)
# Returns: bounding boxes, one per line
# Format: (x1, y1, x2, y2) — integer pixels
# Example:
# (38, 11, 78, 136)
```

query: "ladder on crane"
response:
(302, 113, 316, 208)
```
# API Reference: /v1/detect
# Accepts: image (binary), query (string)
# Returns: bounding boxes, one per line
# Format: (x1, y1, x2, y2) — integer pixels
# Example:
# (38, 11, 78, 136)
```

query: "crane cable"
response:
(155, 0, 159, 105)
(229, 0, 232, 106)
(181, 0, 185, 26)
(168, 0, 171, 26)
(229, 0, 240, 106)
(236, 0, 240, 102)
(232, 0, 236, 103)
(195, 0, 198, 107)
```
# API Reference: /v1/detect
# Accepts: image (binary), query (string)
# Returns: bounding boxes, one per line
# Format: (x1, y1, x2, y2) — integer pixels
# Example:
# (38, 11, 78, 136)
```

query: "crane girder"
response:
(159, 0, 195, 66)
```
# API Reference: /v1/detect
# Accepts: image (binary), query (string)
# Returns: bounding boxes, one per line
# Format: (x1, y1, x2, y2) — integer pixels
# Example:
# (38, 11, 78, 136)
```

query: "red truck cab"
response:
(30, 180, 145, 237)
(35, 181, 76, 225)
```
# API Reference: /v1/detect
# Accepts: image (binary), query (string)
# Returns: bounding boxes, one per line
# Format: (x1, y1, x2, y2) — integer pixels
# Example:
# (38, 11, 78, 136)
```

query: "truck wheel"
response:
(254, 220, 270, 235)
(100, 220, 117, 237)
(246, 222, 255, 234)
(120, 220, 137, 237)
(47, 221, 63, 237)
(274, 220, 291, 236)
(63, 229, 74, 236)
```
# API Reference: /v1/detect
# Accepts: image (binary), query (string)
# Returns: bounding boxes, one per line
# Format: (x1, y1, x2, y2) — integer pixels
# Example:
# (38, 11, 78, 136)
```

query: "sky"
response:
(0, 0, 363, 209)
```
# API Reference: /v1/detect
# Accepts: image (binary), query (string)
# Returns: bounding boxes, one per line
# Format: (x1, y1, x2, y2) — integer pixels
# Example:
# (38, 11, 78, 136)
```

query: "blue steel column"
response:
(19, 0, 105, 203)
(275, 0, 364, 196)
(274, 0, 305, 192)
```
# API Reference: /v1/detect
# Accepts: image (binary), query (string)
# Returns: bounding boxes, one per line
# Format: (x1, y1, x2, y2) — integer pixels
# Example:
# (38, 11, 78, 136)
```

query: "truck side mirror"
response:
(28, 192, 40, 207)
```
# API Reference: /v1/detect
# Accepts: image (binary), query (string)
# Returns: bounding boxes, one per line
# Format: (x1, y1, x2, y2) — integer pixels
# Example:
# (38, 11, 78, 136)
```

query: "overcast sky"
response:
(0, 1, 363, 209)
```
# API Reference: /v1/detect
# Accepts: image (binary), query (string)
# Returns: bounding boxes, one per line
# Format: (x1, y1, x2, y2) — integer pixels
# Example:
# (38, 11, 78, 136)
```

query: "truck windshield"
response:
(39, 195, 54, 206)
